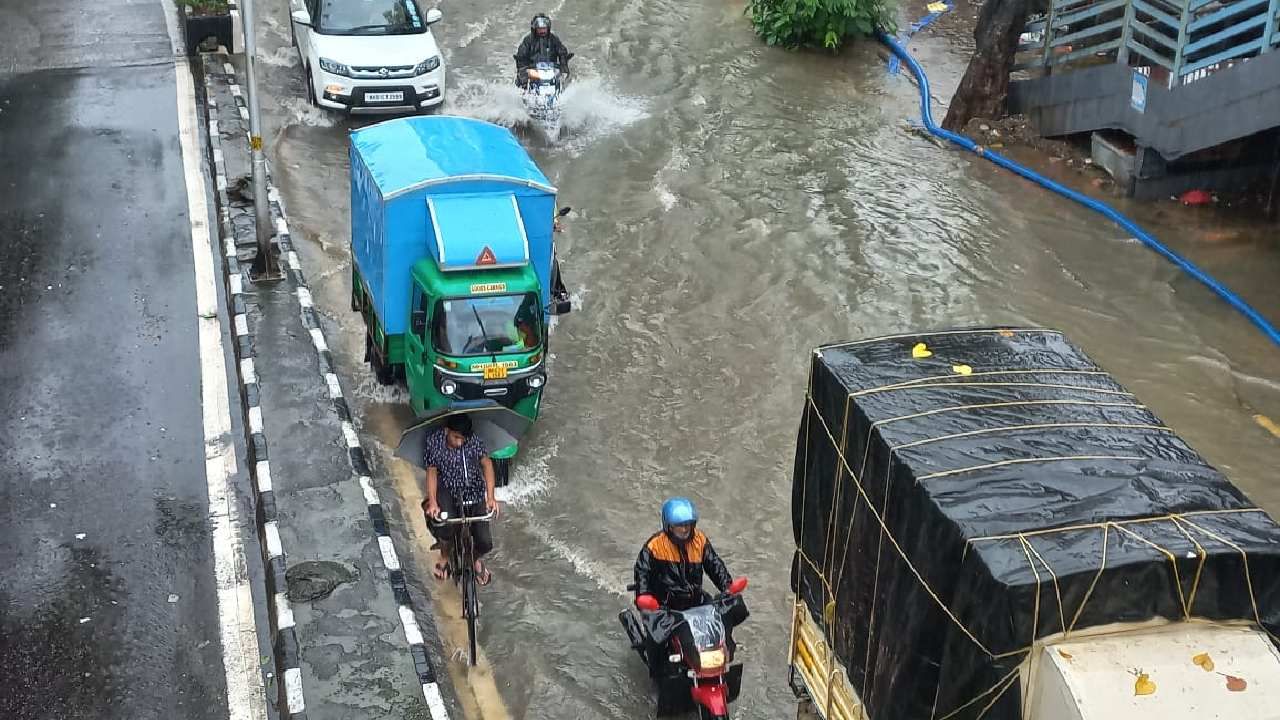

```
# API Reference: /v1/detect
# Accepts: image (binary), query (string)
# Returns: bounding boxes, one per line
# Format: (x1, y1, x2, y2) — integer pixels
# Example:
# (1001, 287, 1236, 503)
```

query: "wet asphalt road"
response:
(0, 1, 242, 718)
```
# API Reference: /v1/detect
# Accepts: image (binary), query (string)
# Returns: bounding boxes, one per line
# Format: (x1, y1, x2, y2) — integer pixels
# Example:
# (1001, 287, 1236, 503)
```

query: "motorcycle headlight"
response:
(318, 57, 351, 77)
(527, 374, 545, 389)
(440, 379, 457, 396)
(414, 56, 441, 75)
(698, 649, 725, 669)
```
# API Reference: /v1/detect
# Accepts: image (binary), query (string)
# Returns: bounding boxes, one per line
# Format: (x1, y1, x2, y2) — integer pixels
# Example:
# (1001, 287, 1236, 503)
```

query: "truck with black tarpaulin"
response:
(787, 328, 1280, 720)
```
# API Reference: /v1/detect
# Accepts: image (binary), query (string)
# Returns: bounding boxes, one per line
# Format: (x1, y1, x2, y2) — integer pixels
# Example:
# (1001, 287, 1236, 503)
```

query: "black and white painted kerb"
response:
(202, 55, 451, 720)
(202, 59, 307, 720)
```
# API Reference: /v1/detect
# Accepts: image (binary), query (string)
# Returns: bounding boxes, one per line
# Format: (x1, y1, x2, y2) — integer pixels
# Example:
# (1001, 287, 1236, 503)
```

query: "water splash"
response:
(278, 97, 337, 128)
(445, 76, 646, 149)
(258, 45, 299, 69)
(496, 441, 558, 505)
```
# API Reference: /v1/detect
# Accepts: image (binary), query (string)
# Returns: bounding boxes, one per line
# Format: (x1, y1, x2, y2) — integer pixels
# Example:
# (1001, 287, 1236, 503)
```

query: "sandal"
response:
(433, 561, 450, 580)
(475, 565, 493, 587)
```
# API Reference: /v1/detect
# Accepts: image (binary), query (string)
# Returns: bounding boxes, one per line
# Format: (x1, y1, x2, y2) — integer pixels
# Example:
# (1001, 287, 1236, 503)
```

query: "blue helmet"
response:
(661, 497, 698, 539)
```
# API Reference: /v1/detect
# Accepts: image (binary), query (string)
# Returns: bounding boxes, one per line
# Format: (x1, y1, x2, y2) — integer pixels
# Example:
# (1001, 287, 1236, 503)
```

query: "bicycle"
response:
(433, 501, 495, 666)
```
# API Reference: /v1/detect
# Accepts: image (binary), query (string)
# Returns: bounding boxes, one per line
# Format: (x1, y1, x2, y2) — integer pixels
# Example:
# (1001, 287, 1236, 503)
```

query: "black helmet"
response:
(531, 13, 551, 34)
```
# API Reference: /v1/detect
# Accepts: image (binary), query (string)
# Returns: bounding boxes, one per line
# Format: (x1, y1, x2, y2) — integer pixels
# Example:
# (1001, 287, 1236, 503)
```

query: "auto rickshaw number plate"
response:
(483, 366, 508, 380)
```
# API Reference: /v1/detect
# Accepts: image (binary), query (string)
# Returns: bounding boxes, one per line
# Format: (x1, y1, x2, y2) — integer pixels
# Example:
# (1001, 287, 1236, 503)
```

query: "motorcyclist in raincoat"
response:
(514, 13, 572, 88)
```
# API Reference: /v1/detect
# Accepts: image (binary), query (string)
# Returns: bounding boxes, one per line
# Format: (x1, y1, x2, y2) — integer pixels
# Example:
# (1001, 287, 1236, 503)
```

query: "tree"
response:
(749, 0, 897, 50)
(942, 0, 1040, 131)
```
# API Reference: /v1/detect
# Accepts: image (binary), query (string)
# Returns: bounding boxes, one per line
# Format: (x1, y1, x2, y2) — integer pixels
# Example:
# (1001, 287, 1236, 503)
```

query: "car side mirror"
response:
(411, 309, 427, 334)
(728, 577, 748, 595)
(290, 9, 311, 26)
(636, 594, 660, 612)
(425, 8, 443, 24)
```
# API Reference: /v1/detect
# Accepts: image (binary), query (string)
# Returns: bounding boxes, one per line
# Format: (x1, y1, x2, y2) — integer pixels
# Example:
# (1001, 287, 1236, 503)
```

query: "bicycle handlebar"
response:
(435, 510, 495, 525)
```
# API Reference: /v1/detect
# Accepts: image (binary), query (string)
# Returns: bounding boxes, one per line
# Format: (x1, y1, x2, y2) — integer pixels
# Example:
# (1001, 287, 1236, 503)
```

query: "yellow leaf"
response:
(1134, 673, 1157, 696)
(1226, 675, 1248, 692)
(823, 600, 836, 624)
(911, 343, 932, 359)
(926, 1, 950, 12)
(1192, 652, 1214, 671)
(1058, 649, 1073, 660)
(998, 329, 1015, 337)
(952, 364, 973, 376)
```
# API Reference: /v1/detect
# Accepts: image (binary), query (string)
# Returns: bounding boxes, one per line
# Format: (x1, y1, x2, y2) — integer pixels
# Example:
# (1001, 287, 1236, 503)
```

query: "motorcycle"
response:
(619, 577, 750, 719)
(520, 55, 573, 136)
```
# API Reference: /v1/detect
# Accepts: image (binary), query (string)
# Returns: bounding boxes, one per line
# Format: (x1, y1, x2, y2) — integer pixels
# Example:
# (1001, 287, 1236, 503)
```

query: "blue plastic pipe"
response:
(877, 31, 1280, 348)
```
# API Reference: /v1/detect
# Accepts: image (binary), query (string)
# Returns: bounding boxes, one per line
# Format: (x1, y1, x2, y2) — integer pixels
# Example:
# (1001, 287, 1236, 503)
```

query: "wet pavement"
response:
(237, 1, 1280, 718)
(0, 1, 266, 718)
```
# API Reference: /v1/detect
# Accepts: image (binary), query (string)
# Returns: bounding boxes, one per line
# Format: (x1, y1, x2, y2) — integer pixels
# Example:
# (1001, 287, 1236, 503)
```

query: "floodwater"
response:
(246, 1, 1280, 717)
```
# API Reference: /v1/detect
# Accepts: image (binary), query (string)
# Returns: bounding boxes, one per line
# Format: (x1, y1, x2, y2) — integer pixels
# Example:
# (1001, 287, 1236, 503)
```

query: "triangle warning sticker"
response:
(476, 246, 497, 266)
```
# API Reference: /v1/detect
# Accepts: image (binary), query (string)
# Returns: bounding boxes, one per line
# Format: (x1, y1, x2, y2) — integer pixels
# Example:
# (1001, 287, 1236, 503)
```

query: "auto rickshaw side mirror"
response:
(557, 206, 571, 217)
(549, 298, 571, 316)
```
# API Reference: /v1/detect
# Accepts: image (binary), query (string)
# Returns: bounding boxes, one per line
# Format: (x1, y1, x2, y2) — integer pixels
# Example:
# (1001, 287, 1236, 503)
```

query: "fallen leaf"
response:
(998, 329, 1015, 337)
(1134, 672, 1157, 696)
(823, 600, 836, 624)
(1058, 649, 1073, 660)
(911, 342, 933, 359)
(952, 364, 973, 376)
(1192, 652, 1214, 671)
(1226, 675, 1247, 692)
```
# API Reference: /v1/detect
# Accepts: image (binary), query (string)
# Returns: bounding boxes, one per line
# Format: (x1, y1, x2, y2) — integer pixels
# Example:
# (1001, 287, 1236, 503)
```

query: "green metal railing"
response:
(1017, 0, 1280, 85)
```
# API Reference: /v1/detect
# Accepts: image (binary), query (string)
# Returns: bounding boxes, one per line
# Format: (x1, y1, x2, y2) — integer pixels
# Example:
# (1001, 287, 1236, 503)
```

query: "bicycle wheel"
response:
(460, 534, 479, 666)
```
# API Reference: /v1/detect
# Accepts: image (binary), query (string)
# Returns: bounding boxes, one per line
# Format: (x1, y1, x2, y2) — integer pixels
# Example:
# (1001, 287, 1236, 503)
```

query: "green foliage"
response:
(176, 0, 230, 16)
(748, 0, 898, 50)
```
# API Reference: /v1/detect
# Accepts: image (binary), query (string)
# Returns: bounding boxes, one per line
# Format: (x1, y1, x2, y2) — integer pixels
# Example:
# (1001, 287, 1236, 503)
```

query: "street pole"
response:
(242, 0, 279, 278)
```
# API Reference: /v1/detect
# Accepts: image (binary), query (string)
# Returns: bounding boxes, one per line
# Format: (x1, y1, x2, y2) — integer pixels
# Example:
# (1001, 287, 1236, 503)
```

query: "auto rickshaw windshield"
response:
(433, 293, 542, 357)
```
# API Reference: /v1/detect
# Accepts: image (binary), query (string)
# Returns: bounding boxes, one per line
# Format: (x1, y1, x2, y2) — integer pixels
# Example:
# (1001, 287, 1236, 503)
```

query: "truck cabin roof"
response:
(349, 116, 556, 199)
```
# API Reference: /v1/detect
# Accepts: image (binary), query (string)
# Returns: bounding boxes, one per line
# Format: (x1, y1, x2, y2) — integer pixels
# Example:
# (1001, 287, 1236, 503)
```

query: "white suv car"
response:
(290, 0, 446, 114)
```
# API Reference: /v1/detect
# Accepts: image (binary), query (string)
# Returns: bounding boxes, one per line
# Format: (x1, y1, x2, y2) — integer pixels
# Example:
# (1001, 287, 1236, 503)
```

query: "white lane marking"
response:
(275, 593, 296, 629)
(422, 683, 450, 720)
(224, 62, 235, 75)
(398, 606, 425, 646)
(240, 358, 257, 385)
(248, 406, 263, 435)
(264, 521, 284, 559)
(296, 287, 313, 308)
(341, 421, 360, 449)
(287, 251, 301, 270)
(377, 536, 401, 571)
(173, 58, 269, 720)
(255, 460, 272, 493)
(310, 328, 328, 352)
(234, 314, 249, 336)
(359, 476, 380, 505)
(230, 274, 243, 296)
(325, 373, 343, 399)
(283, 668, 306, 713)
(275, 217, 289, 237)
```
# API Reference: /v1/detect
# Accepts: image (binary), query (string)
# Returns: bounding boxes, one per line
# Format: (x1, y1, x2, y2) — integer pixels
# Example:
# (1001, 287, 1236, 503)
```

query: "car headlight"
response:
(318, 57, 351, 77)
(527, 374, 545, 389)
(414, 56, 440, 75)
(698, 649, 725, 669)
(440, 379, 457, 395)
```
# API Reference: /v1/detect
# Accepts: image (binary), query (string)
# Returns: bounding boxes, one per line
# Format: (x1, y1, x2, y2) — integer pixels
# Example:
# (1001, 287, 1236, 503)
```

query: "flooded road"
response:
(248, 1, 1280, 717)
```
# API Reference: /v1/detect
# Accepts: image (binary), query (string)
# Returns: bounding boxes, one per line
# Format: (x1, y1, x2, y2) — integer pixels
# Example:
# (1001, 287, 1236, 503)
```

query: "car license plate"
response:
(483, 366, 508, 380)
(365, 91, 404, 103)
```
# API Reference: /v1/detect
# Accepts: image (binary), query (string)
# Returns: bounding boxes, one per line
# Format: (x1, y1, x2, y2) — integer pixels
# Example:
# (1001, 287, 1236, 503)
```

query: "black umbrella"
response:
(395, 400, 533, 468)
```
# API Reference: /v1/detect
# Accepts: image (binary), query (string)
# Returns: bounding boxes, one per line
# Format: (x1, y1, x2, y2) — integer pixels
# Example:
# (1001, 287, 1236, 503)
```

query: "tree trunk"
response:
(942, 0, 1036, 131)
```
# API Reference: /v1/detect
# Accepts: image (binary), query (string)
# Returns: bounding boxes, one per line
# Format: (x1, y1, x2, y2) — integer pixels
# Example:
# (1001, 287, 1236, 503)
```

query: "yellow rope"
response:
(819, 327, 1054, 351)
(966, 508, 1268, 544)
(851, 381, 1135, 399)
(890, 422, 1172, 453)
(805, 393, 996, 655)
(917, 455, 1145, 482)
(856, 368, 1114, 395)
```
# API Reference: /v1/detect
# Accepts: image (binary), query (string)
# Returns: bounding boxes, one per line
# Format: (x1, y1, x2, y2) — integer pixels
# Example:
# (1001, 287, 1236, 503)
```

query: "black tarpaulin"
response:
(791, 327, 1280, 720)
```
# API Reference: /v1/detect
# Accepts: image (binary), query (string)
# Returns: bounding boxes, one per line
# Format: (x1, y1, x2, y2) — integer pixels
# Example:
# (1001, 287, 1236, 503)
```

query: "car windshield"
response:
(317, 0, 425, 35)
(679, 605, 724, 650)
(433, 294, 541, 357)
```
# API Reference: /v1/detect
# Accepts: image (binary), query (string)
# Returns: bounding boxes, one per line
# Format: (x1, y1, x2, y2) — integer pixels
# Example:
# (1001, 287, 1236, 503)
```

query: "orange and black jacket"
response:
(634, 529, 733, 607)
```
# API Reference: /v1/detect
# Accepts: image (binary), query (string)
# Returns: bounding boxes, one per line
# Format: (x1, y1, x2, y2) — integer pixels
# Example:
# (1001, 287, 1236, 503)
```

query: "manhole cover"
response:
(286, 561, 358, 602)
